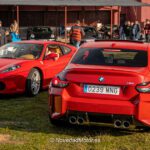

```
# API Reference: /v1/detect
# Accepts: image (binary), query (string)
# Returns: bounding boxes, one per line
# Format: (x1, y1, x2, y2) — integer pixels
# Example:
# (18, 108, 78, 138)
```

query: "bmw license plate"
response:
(84, 84, 120, 95)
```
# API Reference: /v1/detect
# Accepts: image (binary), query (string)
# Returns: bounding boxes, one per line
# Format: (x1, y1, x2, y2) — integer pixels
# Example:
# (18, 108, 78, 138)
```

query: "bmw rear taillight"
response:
(52, 77, 69, 88)
(136, 82, 150, 93)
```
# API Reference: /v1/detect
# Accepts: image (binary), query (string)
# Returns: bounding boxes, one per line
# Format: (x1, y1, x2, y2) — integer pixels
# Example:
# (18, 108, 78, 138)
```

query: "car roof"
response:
(14, 40, 67, 45)
(81, 40, 149, 51)
(31, 26, 51, 28)
(28, 26, 51, 30)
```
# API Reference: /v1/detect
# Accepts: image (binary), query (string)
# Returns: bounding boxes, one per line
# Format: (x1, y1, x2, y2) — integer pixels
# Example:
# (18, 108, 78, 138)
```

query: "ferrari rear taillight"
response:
(136, 82, 150, 93)
(52, 77, 69, 88)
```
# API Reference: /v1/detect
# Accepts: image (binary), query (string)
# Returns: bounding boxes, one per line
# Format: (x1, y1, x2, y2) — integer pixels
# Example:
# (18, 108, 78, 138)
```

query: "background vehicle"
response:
(103, 25, 119, 39)
(48, 40, 150, 129)
(27, 26, 55, 40)
(82, 26, 101, 41)
(82, 25, 119, 41)
(0, 40, 76, 96)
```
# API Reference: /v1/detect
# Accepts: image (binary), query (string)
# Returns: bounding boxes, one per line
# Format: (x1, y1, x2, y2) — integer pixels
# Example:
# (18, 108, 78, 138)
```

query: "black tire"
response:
(26, 68, 41, 96)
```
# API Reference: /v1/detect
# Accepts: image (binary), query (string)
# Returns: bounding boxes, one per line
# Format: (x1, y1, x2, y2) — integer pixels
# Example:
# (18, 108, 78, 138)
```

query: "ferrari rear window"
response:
(71, 48, 148, 67)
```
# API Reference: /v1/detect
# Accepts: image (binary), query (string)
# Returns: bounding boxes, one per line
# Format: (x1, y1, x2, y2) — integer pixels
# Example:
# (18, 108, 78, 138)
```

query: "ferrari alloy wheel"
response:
(26, 68, 41, 96)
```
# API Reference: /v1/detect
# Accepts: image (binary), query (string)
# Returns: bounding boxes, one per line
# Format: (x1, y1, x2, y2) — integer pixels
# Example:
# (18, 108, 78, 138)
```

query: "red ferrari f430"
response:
(49, 40, 150, 128)
(0, 40, 76, 96)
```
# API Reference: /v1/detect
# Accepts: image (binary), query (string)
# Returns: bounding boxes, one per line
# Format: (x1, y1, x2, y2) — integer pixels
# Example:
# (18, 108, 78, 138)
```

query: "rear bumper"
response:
(65, 97, 135, 115)
(49, 87, 135, 115)
(49, 87, 150, 127)
(63, 111, 135, 125)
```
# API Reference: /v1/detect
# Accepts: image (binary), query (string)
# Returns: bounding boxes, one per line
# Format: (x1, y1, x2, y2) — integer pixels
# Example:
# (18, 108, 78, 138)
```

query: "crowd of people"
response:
(0, 18, 150, 48)
(119, 19, 150, 42)
(0, 20, 21, 46)
(69, 19, 150, 48)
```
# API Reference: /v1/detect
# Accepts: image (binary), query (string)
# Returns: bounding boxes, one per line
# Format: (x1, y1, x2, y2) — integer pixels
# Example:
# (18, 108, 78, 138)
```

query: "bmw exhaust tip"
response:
(77, 116, 84, 124)
(114, 120, 122, 128)
(122, 121, 130, 128)
(69, 116, 77, 124)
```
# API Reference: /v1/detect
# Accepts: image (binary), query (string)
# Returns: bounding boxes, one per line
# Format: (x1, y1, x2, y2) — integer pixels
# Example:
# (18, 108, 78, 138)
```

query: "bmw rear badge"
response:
(99, 76, 104, 82)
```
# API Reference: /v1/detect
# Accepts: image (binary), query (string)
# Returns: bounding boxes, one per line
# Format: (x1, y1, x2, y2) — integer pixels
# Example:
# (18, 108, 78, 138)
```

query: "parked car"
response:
(103, 24, 119, 39)
(82, 25, 119, 41)
(49, 40, 150, 129)
(81, 26, 101, 42)
(27, 26, 55, 40)
(0, 40, 76, 96)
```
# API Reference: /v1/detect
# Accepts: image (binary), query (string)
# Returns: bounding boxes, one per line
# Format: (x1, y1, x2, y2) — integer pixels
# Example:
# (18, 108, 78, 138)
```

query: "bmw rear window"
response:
(71, 48, 148, 67)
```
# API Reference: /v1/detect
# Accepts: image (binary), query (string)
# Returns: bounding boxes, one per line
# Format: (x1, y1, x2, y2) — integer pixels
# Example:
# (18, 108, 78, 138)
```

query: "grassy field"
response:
(0, 92, 150, 150)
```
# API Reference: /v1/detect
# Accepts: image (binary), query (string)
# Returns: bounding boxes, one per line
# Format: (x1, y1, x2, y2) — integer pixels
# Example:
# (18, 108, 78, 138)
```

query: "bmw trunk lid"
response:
(64, 64, 149, 101)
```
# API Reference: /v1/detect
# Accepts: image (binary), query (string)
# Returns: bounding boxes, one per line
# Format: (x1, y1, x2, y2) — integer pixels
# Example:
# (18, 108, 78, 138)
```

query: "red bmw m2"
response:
(49, 40, 150, 128)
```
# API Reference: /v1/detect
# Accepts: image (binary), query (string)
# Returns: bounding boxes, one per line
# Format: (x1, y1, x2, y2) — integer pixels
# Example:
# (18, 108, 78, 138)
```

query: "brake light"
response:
(52, 77, 69, 88)
(136, 82, 150, 93)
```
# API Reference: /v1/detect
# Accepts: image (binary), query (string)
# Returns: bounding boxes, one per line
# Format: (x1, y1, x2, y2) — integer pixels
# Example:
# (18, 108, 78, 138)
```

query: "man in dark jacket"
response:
(0, 20, 6, 46)
(70, 20, 85, 48)
(124, 21, 132, 40)
(119, 24, 126, 40)
(132, 21, 141, 41)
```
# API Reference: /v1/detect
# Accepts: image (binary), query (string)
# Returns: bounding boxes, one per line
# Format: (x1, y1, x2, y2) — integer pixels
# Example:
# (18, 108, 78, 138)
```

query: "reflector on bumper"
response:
(54, 96, 62, 113)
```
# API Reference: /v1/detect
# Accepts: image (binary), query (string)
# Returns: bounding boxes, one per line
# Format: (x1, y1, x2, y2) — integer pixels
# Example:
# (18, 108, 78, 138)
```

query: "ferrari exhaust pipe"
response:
(122, 121, 130, 128)
(114, 120, 122, 128)
(69, 116, 77, 124)
(77, 116, 84, 124)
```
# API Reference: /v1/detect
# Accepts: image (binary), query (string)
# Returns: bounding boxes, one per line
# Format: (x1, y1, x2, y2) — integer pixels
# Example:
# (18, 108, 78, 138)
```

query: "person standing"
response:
(119, 24, 126, 40)
(96, 20, 102, 31)
(70, 20, 85, 48)
(132, 21, 141, 41)
(9, 23, 21, 42)
(130, 22, 134, 40)
(124, 21, 131, 40)
(0, 20, 6, 46)
(96, 21, 105, 39)
(144, 19, 150, 42)
(12, 20, 19, 33)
